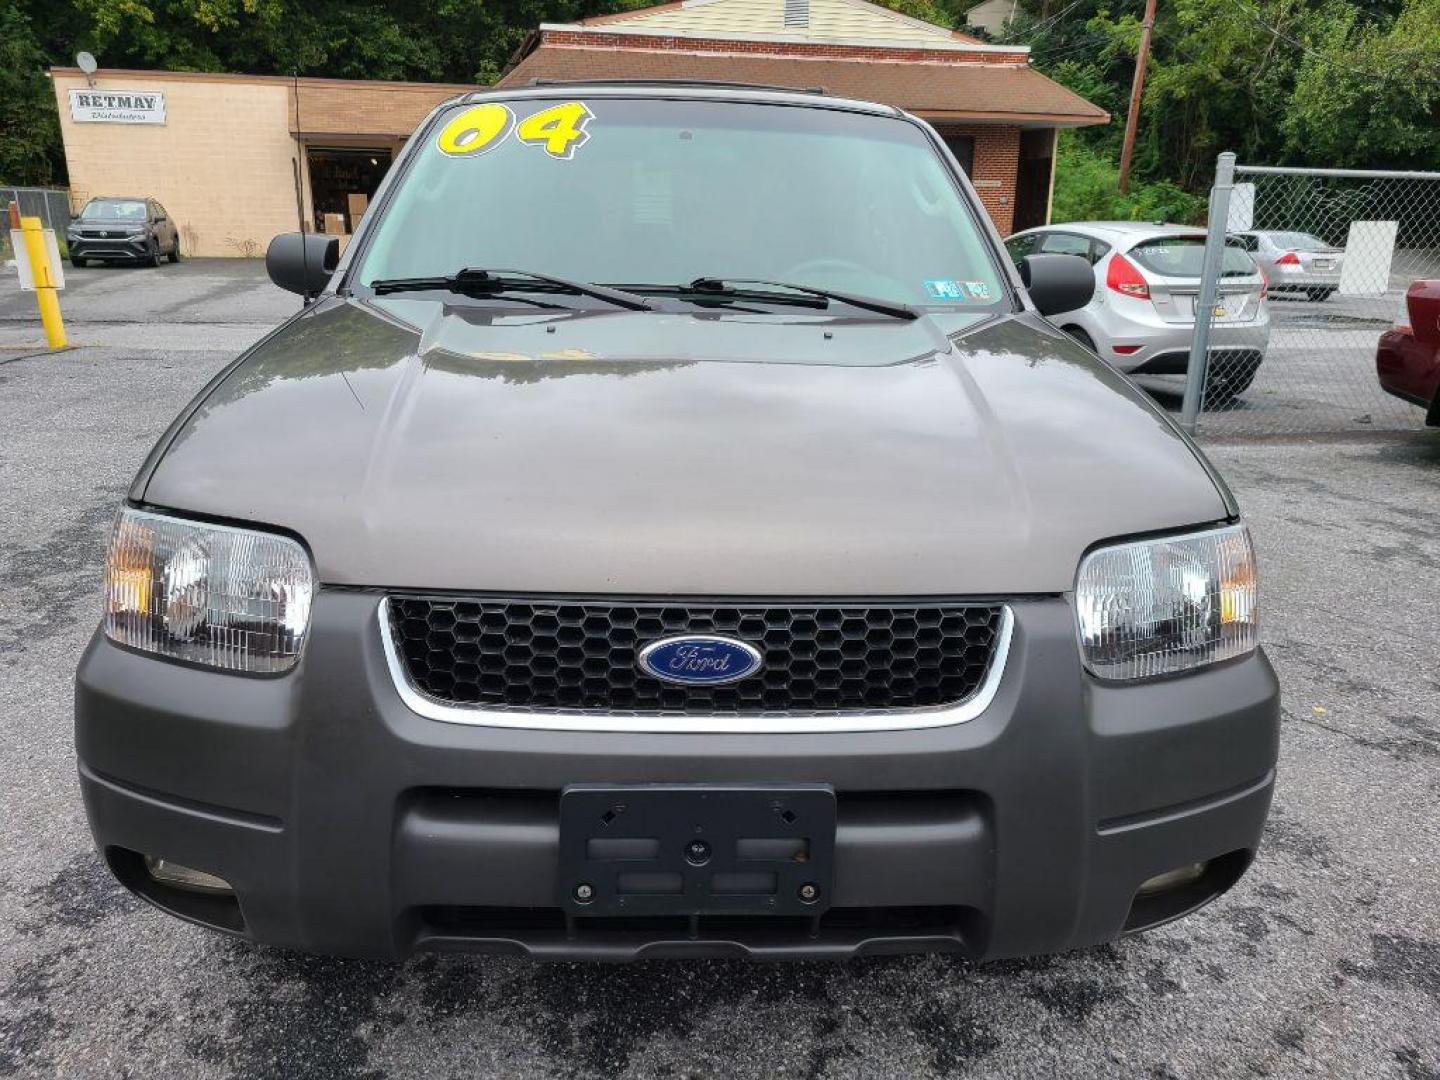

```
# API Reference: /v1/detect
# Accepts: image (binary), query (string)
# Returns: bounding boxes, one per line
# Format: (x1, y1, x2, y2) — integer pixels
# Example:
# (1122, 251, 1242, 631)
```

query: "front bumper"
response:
(68, 235, 151, 261)
(76, 591, 1279, 961)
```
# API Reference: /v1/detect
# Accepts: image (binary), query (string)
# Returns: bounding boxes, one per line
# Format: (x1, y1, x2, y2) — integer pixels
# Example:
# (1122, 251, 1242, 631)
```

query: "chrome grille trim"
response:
(377, 598, 1013, 734)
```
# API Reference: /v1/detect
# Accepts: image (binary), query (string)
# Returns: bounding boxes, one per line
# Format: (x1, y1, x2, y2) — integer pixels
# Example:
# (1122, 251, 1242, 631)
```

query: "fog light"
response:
(1137, 862, 1206, 896)
(144, 856, 234, 895)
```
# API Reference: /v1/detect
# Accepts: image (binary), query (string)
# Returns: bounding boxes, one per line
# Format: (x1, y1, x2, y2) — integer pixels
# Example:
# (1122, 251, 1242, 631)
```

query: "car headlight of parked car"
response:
(1075, 524, 1256, 680)
(103, 508, 314, 672)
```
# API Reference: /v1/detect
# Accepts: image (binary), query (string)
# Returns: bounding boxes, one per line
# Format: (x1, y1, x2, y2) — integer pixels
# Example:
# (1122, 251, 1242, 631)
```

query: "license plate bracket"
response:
(558, 784, 836, 917)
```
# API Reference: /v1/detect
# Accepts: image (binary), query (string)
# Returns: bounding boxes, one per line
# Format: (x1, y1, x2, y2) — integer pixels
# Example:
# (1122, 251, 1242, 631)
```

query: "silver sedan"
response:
(1229, 230, 1344, 301)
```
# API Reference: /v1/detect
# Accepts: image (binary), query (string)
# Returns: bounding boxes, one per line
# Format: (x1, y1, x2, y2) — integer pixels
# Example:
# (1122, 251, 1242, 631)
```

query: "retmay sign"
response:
(69, 89, 166, 125)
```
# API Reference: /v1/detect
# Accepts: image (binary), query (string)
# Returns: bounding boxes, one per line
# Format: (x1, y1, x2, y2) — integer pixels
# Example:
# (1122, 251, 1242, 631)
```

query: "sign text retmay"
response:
(69, 89, 166, 125)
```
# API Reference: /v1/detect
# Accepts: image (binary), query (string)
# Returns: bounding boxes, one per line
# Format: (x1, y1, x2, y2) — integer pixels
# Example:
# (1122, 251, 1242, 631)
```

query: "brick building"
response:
(497, 0, 1108, 234)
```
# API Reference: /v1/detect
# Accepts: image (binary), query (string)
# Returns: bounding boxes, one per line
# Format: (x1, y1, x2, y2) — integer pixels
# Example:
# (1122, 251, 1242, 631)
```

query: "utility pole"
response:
(1117, 0, 1157, 194)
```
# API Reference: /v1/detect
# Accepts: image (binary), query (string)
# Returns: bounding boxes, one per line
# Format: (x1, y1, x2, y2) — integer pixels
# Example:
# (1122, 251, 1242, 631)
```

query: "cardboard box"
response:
(322, 212, 347, 236)
(346, 193, 369, 227)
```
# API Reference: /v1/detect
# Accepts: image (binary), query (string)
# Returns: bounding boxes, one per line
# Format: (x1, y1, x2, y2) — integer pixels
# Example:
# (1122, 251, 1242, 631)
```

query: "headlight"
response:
(103, 508, 314, 672)
(1075, 524, 1256, 680)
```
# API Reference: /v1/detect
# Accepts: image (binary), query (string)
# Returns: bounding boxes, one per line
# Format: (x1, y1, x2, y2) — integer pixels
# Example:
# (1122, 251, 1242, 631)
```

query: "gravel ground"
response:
(2, 262, 1438, 1079)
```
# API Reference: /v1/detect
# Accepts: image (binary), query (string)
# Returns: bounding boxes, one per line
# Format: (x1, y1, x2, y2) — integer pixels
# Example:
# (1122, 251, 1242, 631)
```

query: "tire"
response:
(150, 246, 165, 268)
(70, 256, 86, 268)
(167, 238, 181, 263)
(1063, 326, 1097, 353)
(1306, 288, 1333, 302)
(1203, 364, 1259, 408)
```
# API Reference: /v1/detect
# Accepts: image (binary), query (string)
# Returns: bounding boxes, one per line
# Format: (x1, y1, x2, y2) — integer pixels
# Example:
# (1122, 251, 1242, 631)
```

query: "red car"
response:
(1378, 280, 1440, 425)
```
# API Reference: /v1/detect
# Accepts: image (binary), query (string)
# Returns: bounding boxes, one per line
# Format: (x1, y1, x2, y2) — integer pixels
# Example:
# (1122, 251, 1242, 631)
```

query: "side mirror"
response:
(1020, 253, 1095, 317)
(266, 232, 340, 298)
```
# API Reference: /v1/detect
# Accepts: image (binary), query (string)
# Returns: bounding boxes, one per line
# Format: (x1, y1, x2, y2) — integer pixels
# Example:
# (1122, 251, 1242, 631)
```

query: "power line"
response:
(1027, 31, 1114, 61)
(1003, 0, 1088, 42)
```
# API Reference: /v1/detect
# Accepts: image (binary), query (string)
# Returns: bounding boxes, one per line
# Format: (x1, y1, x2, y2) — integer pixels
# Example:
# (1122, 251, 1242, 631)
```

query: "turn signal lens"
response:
(1275, 252, 1300, 267)
(1105, 253, 1150, 299)
(103, 508, 313, 672)
(1075, 524, 1258, 680)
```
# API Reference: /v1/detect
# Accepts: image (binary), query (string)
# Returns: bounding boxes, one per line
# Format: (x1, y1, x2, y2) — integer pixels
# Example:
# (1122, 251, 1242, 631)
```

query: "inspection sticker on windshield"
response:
(437, 101, 594, 160)
(925, 279, 992, 302)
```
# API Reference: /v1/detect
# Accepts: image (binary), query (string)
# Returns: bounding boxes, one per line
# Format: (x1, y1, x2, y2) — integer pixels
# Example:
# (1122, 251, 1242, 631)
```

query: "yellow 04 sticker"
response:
(435, 101, 595, 160)
(436, 103, 515, 157)
(515, 102, 595, 160)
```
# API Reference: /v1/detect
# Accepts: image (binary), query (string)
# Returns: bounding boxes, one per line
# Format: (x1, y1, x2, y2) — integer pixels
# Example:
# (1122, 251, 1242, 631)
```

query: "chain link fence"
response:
(1185, 160, 1440, 437)
(0, 187, 73, 260)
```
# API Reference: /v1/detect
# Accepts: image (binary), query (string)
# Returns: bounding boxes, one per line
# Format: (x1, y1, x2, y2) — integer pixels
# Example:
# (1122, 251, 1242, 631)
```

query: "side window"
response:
(1234, 234, 1257, 252)
(1087, 240, 1111, 266)
(1005, 233, 1039, 267)
(153, 202, 167, 221)
(1038, 232, 1093, 260)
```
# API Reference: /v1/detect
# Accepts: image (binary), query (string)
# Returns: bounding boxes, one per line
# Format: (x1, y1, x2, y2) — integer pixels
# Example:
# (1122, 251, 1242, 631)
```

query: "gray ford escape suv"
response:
(76, 84, 1279, 961)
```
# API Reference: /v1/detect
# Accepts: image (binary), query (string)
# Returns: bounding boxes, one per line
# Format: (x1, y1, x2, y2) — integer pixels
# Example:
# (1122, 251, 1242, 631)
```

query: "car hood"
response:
(141, 298, 1231, 595)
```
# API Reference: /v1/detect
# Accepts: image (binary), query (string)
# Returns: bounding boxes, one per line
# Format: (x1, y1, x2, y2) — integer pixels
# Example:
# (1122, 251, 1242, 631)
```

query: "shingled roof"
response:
(498, 42, 1109, 127)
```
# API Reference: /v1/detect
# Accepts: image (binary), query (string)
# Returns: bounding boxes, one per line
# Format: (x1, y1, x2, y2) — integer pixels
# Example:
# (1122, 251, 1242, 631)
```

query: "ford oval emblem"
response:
(638, 635, 763, 686)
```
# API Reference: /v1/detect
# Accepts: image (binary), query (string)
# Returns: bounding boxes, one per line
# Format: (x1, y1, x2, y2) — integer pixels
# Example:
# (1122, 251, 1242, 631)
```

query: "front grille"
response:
(387, 599, 1005, 714)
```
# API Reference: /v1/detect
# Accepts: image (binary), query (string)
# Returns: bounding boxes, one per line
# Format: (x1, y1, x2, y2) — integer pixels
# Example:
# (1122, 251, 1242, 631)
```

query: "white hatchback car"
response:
(1005, 222, 1271, 404)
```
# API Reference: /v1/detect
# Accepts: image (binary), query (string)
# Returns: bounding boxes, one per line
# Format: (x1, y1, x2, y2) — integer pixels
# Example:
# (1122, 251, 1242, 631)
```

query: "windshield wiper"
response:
(369, 268, 654, 312)
(618, 277, 917, 321)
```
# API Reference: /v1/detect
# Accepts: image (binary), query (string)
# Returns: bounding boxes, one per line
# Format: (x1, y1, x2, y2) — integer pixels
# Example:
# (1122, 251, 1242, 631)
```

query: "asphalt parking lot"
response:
(2, 260, 1438, 1079)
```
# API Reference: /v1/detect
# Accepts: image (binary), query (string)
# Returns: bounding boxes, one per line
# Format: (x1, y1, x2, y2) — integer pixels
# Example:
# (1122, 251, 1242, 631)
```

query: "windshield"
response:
(1266, 231, 1329, 251)
(80, 199, 146, 221)
(1130, 236, 1257, 278)
(357, 98, 1007, 312)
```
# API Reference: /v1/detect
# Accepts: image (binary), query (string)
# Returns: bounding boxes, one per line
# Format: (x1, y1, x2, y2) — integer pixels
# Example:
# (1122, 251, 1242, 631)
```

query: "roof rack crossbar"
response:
(525, 77, 827, 95)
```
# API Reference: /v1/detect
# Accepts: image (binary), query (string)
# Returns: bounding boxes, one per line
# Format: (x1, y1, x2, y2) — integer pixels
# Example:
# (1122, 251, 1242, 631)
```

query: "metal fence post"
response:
(1181, 151, 1237, 432)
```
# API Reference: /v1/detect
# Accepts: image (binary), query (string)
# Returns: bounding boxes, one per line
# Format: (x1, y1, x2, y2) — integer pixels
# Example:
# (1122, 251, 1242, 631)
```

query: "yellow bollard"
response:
(19, 215, 67, 348)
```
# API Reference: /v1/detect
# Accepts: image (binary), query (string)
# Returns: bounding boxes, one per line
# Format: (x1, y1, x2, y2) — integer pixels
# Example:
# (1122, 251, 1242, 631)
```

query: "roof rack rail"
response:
(526, 77, 828, 95)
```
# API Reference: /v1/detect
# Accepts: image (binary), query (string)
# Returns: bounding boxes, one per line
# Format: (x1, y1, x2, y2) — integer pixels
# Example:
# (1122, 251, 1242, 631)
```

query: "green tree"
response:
(0, 0, 63, 185)
(1050, 133, 1207, 222)
(1284, 0, 1440, 168)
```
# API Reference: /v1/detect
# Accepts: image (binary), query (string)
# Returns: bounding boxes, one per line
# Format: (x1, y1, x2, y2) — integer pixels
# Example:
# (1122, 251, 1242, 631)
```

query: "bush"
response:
(1049, 135, 1207, 227)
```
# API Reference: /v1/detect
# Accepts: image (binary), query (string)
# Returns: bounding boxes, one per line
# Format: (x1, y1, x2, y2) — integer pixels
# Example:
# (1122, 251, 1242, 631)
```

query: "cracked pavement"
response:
(2, 261, 1438, 1078)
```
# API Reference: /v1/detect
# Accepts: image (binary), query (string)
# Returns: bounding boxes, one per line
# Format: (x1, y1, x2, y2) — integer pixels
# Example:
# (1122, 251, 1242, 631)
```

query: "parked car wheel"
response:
(1203, 365, 1259, 408)
(1306, 288, 1334, 302)
(70, 256, 86, 269)
(1064, 326, 1097, 353)
(150, 245, 165, 268)
(167, 243, 181, 264)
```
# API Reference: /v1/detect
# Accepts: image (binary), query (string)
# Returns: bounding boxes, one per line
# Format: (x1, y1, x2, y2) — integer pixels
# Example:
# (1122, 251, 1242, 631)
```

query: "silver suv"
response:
(1006, 222, 1271, 404)
(75, 85, 1278, 962)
